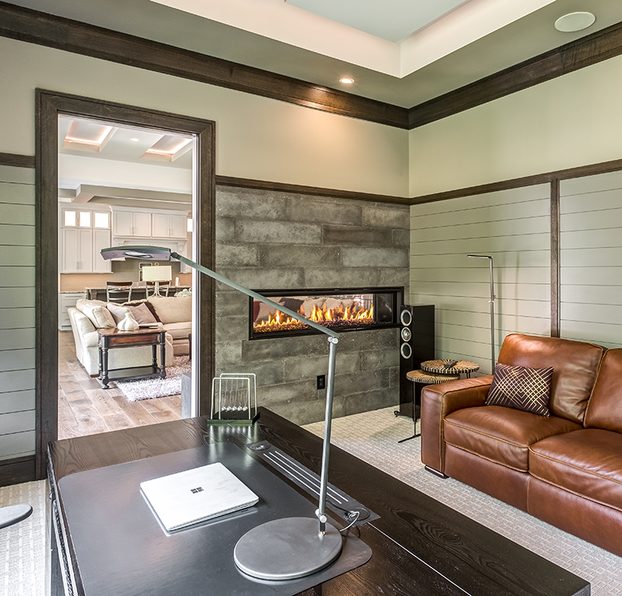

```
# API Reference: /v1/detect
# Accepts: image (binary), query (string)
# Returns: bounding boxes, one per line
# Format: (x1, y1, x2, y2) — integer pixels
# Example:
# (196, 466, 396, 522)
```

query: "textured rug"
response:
(0, 479, 46, 596)
(116, 355, 190, 401)
(305, 408, 622, 595)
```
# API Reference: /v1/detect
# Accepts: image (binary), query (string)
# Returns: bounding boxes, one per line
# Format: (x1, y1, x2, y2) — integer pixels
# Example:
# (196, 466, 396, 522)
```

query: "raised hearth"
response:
(248, 287, 402, 340)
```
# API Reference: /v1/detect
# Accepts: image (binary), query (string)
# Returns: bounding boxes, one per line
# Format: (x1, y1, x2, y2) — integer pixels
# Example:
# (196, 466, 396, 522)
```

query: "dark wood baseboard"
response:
(0, 152, 35, 168)
(0, 455, 36, 486)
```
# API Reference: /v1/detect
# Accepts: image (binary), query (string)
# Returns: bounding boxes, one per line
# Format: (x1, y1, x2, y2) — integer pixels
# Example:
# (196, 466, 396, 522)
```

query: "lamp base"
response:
(234, 516, 342, 581)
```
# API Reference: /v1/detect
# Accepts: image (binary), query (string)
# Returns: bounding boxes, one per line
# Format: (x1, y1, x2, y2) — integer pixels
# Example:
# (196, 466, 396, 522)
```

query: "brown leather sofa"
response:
(421, 333, 622, 556)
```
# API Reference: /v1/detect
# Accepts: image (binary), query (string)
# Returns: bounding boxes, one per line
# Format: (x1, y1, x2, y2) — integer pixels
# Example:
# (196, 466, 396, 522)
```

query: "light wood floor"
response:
(58, 331, 181, 440)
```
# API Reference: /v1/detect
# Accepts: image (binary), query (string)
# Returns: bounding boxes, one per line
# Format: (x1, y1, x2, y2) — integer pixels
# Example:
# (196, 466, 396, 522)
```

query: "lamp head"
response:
(101, 245, 173, 261)
(467, 254, 493, 260)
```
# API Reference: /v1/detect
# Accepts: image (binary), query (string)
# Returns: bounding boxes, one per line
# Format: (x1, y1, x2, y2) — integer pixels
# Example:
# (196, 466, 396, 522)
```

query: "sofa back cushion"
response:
(497, 334, 604, 424)
(148, 296, 192, 324)
(584, 349, 622, 432)
(75, 299, 116, 329)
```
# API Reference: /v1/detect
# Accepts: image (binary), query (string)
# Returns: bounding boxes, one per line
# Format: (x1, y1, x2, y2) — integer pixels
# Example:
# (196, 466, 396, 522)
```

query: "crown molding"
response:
(0, 2, 409, 129)
(408, 19, 622, 128)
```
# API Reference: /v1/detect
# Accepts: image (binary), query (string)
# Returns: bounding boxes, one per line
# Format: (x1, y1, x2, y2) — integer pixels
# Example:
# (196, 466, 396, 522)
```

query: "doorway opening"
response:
(57, 115, 196, 438)
(37, 91, 215, 477)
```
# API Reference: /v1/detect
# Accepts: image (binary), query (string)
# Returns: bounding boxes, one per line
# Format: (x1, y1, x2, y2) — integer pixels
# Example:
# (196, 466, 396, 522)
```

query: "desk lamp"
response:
(467, 254, 496, 372)
(101, 245, 343, 581)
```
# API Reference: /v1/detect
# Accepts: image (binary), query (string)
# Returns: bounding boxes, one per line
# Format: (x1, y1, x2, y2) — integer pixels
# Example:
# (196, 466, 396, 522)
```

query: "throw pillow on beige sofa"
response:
(148, 295, 192, 324)
(75, 299, 116, 329)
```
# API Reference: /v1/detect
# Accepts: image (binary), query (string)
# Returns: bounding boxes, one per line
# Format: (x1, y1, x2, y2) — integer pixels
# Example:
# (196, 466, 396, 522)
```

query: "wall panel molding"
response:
(0, 153, 35, 168)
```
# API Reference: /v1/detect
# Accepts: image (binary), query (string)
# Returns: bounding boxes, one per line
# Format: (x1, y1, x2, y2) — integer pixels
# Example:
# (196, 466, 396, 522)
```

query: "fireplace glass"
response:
(248, 287, 402, 339)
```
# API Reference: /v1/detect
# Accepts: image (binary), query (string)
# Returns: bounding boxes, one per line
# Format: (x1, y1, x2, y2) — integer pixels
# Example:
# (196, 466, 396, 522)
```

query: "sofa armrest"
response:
(421, 375, 493, 474)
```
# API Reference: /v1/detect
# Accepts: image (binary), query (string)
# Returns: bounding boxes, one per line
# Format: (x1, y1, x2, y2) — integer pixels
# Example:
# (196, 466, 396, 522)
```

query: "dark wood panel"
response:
(410, 157, 622, 204)
(48, 409, 589, 596)
(36, 90, 216, 479)
(0, 2, 408, 129)
(409, 20, 622, 128)
(0, 455, 36, 486)
(0, 152, 35, 168)
(550, 179, 560, 338)
(216, 175, 410, 205)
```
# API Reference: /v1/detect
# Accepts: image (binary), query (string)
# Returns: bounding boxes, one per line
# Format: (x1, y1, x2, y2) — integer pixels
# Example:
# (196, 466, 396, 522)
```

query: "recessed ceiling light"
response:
(554, 11, 596, 33)
(130, 137, 140, 142)
(339, 77, 355, 85)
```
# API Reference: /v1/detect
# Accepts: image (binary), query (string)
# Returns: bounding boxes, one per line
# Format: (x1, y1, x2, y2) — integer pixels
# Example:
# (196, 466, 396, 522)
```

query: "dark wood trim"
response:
(216, 176, 410, 205)
(0, 2, 408, 130)
(35, 90, 216, 479)
(0, 152, 35, 168)
(409, 20, 622, 128)
(550, 179, 560, 338)
(0, 455, 36, 486)
(409, 158, 622, 204)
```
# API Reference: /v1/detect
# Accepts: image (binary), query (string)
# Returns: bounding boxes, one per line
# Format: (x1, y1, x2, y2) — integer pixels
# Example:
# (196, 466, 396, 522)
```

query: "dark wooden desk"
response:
(48, 409, 589, 596)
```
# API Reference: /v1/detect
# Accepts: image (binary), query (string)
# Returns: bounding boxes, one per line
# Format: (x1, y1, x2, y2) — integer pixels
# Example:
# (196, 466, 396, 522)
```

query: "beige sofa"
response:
(67, 295, 191, 376)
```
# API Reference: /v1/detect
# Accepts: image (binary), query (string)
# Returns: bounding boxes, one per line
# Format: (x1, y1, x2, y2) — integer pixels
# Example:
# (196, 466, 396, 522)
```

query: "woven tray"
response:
(421, 359, 480, 376)
(406, 370, 459, 384)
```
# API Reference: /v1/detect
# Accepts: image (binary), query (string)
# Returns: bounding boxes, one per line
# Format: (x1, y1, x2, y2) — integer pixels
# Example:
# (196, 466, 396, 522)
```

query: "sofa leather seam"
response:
(529, 449, 622, 487)
(529, 474, 622, 513)
(445, 442, 527, 473)
(445, 419, 530, 450)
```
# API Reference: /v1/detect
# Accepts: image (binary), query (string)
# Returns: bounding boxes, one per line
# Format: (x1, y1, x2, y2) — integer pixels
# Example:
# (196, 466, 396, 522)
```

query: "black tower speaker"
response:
(397, 304, 435, 418)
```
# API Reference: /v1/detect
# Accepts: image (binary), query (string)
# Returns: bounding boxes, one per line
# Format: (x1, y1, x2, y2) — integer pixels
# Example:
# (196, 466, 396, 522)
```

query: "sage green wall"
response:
(0, 37, 409, 197)
(409, 55, 622, 197)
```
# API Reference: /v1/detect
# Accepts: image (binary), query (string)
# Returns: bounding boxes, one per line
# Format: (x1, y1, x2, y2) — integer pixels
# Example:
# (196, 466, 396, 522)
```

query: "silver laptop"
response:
(140, 462, 259, 532)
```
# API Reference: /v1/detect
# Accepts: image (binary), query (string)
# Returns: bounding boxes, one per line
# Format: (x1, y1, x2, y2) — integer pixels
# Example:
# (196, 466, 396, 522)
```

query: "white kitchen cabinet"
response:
(152, 213, 187, 239)
(58, 291, 86, 331)
(92, 229, 112, 273)
(61, 228, 93, 273)
(60, 206, 112, 273)
(114, 210, 152, 237)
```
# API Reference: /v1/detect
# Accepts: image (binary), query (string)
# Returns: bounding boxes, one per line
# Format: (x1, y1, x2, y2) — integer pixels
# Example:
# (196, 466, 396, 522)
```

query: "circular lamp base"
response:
(234, 516, 342, 581)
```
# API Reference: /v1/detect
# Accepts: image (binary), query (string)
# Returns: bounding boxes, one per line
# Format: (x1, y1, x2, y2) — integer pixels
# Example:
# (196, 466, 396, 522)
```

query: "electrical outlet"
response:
(316, 375, 326, 390)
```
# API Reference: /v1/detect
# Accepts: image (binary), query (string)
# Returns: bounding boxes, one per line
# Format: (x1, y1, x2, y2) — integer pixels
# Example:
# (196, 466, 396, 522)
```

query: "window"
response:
(79, 211, 91, 228)
(94, 212, 110, 229)
(64, 210, 76, 227)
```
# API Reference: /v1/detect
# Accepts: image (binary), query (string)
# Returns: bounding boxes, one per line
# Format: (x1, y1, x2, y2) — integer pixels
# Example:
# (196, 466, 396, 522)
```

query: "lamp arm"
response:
(172, 252, 339, 534)
(172, 253, 339, 339)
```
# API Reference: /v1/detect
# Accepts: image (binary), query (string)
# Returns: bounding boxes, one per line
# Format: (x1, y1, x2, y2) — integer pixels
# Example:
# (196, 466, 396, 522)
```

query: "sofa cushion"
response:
(497, 333, 605, 424)
(163, 322, 191, 340)
(486, 363, 553, 416)
(75, 299, 115, 329)
(529, 429, 622, 512)
(444, 406, 581, 471)
(107, 302, 158, 325)
(148, 296, 191, 324)
(584, 349, 622, 433)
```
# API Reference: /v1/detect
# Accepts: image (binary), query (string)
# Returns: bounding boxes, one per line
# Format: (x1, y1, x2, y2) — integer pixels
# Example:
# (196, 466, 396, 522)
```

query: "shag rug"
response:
(116, 355, 190, 401)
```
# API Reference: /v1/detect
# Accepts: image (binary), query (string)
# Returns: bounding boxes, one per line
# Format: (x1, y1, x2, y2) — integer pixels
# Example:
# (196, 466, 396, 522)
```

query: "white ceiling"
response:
(287, 0, 469, 42)
(9, 0, 622, 107)
(58, 116, 193, 169)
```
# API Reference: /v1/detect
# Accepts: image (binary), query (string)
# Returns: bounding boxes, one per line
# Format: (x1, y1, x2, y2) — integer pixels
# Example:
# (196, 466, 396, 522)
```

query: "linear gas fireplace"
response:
(248, 287, 403, 340)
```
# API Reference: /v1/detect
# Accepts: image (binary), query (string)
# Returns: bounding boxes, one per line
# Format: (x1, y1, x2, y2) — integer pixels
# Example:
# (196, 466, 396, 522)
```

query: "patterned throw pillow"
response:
(486, 363, 554, 417)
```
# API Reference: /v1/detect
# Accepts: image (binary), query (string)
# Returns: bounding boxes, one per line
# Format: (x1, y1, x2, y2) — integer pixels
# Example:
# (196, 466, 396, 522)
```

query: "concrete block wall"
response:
(214, 186, 410, 425)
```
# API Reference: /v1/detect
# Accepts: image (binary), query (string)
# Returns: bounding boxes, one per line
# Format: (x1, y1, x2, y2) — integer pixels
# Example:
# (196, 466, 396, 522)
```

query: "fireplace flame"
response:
(253, 301, 375, 334)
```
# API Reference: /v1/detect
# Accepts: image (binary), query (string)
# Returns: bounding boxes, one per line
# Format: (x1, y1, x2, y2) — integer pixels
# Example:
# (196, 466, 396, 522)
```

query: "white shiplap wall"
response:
(0, 165, 35, 460)
(410, 185, 551, 374)
(560, 171, 622, 349)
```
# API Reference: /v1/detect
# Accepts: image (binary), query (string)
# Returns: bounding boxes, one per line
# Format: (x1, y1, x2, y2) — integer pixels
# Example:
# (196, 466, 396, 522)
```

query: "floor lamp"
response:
(101, 245, 343, 581)
(467, 254, 496, 373)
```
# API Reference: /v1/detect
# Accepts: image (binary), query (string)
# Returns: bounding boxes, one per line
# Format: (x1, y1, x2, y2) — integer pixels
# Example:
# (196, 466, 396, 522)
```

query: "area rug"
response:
(116, 355, 190, 401)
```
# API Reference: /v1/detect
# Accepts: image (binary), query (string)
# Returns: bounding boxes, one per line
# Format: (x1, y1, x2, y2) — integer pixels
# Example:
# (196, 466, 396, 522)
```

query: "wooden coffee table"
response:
(48, 409, 589, 595)
(97, 328, 166, 389)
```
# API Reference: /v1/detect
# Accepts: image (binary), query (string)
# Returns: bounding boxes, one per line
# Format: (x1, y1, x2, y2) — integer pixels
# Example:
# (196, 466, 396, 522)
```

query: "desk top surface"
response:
(49, 409, 589, 596)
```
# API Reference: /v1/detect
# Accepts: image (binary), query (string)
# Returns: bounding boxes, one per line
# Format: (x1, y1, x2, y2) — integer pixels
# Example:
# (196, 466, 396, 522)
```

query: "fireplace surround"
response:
(248, 287, 403, 340)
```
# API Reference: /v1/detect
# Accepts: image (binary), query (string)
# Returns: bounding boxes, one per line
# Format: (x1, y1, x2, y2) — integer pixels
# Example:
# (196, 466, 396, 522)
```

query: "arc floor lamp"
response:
(101, 245, 343, 581)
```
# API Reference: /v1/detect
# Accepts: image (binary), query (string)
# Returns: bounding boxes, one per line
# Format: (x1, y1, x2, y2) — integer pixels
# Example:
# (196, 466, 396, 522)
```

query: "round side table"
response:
(421, 359, 480, 378)
(397, 370, 459, 443)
